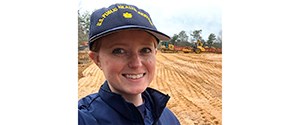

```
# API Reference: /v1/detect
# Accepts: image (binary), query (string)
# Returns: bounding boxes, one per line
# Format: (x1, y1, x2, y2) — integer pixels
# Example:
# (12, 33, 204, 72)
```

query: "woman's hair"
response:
(90, 39, 102, 52)
(89, 31, 158, 52)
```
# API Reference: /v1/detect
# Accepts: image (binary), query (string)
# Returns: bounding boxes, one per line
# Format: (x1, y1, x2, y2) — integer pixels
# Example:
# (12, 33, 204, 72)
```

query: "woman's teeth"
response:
(125, 74, 144, 79)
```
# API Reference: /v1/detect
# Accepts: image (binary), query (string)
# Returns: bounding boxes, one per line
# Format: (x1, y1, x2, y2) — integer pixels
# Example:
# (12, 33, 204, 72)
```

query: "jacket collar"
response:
(98, 81, 170, 122)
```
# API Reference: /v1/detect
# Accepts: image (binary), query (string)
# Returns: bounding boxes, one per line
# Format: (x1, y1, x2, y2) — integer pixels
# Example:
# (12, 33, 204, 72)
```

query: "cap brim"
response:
(89, 25, 170, 46)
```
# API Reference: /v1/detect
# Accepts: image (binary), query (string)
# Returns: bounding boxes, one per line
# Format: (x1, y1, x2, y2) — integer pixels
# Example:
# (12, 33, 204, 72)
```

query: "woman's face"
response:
(95, 30, 157, 96)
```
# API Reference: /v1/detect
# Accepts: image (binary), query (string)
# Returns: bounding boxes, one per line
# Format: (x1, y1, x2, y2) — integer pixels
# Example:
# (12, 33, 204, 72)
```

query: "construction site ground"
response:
(78, 52, 222, 125)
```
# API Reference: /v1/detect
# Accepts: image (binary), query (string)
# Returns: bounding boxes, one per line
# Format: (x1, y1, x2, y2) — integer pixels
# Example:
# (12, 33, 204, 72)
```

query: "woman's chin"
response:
(126, 87, 147, 95)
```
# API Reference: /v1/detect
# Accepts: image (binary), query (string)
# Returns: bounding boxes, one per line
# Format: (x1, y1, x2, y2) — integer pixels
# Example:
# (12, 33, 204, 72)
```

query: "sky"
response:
(78, 0, 222, 41)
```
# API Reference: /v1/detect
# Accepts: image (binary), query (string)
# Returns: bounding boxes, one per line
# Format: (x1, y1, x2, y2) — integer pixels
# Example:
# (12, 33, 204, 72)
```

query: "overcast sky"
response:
(78, 0, 222, 41)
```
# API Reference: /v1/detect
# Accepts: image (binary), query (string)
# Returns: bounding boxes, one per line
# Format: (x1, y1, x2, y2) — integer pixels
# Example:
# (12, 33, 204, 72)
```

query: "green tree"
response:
(78, 10, 91, 43)
(169, 34, 178, 45)
(212, 42, 222, 48)
(190, 29, 202, 41)
(217, 30, 222, 43)
(207, 33, 216, 48)
(214, 30, 222, 48)
(176, 41, 193, 47)
(177, 30, 189, 42)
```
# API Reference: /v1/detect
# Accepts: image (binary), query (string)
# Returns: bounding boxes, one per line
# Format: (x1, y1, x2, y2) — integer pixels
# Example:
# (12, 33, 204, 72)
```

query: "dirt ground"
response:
(78, 52, 222, 125)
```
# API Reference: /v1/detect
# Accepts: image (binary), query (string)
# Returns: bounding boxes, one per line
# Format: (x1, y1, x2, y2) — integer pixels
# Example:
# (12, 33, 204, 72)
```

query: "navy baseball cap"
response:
(88, 3, 170, 51)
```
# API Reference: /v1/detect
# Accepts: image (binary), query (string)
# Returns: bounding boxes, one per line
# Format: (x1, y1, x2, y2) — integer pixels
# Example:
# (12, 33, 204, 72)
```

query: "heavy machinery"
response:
(182, 40, 206, 54)
(160, 42, 177, 53)
(193, 40, 206, 54)
(182, 46, 193, 53)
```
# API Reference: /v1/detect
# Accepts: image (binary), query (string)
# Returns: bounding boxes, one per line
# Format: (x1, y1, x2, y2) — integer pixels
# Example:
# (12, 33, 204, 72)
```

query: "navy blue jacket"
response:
(78, 81, 180, 125)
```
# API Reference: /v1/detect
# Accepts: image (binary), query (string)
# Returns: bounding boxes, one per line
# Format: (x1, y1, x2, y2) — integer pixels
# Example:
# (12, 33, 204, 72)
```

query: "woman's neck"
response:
(122, 94, 143, 106)
(107, 83, 144, 106)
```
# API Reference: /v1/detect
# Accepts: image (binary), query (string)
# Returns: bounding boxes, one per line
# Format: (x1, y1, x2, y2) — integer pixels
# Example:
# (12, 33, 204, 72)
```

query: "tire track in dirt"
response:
(78, 63, 105, 98)
(156, 63, 218, 125)
(160, 53, 222, 81)
(156, 56, 197, 116)
(155, 67, 198, 124)
(173, 54, 222, 95)
(154, 53, 222, 124)
(172, 54, 222, 109)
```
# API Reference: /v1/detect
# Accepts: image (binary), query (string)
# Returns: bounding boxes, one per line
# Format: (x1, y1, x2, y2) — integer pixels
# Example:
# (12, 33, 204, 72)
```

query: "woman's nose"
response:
(128, 54, 143, 69)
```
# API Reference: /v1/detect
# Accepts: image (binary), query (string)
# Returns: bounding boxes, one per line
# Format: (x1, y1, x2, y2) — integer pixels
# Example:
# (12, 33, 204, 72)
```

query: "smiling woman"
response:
(78, 3, 180, 125)
(90, 30, 157, 104)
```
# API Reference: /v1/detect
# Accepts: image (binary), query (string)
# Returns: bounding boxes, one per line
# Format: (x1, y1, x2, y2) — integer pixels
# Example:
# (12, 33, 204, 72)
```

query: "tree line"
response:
(78, 10, 90, 48)
(167, 30, 222, 48)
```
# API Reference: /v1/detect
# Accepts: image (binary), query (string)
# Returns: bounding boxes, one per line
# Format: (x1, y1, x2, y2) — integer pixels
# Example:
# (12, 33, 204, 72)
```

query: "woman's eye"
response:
(112, 48, 125, 54)
(141, 47, 152, 54)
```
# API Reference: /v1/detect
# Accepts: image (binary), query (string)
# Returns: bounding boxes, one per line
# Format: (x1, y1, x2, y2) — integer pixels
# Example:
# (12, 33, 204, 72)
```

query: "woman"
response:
(78, 3, 180, 125)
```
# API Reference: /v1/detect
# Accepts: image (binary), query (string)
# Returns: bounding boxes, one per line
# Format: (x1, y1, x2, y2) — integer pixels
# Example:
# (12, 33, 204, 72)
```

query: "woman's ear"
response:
(89, 51, 102, 69)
